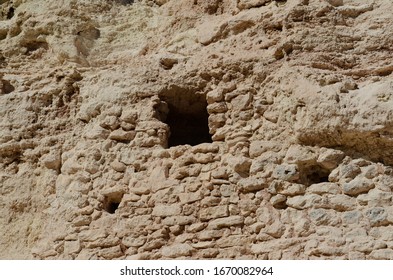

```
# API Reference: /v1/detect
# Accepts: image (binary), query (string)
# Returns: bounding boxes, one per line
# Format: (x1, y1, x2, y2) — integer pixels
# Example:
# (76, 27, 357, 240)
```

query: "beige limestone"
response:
(1, 0, 393, 260)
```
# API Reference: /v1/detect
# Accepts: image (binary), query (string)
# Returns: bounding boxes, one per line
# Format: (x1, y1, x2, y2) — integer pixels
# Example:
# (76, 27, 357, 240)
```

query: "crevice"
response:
(1, 79, 15, 94)
(22, 41, 49, 55)
(298, 130, 393, 166)
(103, 194, 123, 214)
(114, 0, 134, 5)
(300, 165, 331, 186)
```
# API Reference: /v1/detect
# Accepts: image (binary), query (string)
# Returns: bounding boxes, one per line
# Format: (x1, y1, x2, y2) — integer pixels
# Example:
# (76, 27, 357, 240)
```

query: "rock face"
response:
(1, 0, 393, 260)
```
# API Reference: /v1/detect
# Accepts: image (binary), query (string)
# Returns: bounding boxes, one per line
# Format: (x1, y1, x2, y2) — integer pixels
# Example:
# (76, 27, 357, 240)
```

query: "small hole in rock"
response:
(22, 41, 49, 55)
(276, 0, 287, 7)
(103, 195, 122, 214)
(275, 201, 288, 210)
(7, 7, 14, 19)
(2, 80, 15, 94)
(302, 166, 330, 186)
(115, 0, 134, 5)
(106, 201, 120, 214)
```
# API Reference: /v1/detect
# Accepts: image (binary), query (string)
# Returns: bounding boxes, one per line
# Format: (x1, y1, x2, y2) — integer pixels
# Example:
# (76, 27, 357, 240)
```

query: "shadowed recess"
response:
(158, 86, 212, 147)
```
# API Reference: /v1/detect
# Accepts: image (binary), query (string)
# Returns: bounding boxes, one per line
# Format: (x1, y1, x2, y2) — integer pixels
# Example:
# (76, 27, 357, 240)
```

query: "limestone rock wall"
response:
(1, 0, 393, 259)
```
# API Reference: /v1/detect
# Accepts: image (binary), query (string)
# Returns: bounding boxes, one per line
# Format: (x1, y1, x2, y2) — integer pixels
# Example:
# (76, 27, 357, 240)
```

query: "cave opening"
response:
(158, 86, 212, 147)
(302, 166, 331, 186)
(103, 195, 122, 214)
(7, 7, 14, 20)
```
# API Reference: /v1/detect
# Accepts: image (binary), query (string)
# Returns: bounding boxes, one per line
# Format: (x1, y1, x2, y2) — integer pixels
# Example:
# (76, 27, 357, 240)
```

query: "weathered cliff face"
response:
(1, 0, 393, 260)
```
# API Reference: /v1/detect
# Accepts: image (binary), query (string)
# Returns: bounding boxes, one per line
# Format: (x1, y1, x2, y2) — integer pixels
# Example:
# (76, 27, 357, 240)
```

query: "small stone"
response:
(197, 230, 224, 240)
(174, 233, 195, 243)
(109, 129, 136, 142)
(325, 0, 343, 7)
(249, 141, 281, 158)
(167, 225, 181, 236)
(110, 160, 126, 172)
(272, 180, 306, 196)
(286, 194, 323, 210)
(79, 230, 107, 242)
(207, 102, 227, 114)
(161, 244, 194, 258)
(340, 164, 361, 181)
(159, 56, 178, 70)
(141, 240, 165, 252)
(250, 222, 265, 234)
(130, 186, 150, 195)
(191, 143, 220, 154)
(238, 177, 268, 192)
(87, 236, 120, 249)
(201, 196, 221, 207)
(200, 248, 219, 258)
(100, 115, 119, 130)
(285, 145, 317, 166)
(64, 240, 81, 255)
(309, 209, 332, 226)
(61, 157, 82, 174)
(230, 156, 252, 174)
(101, 185, 126, 201)
(273, 164, 299, 181)
(369, 249, 393, 260)
(325, 194, 357, 211)
(219, 185, 235, 197)
(237, 0, 271, 10)
(343, 177, 375, 196)
(162, 216, 196, 226)
(72, 215, 91, 227)
(342, 211, 363, 225)
(191, 241, 215, 249)
(41, 150, 61, 171)
(212, 167, 229, 179)
(244, 216, 256, 225)
(317, 148, 345, 170)
(178, 191, 203, 204)
(251, 238, 299, 254)
(98, 246, 123, 259)
(187, 223, 206, 233)
(217, 235, 249, 248)
(363, 189, 392, 207)
(365, 207, 388, 226)
(127, 215, 153, 227)
(270, 194, 287, 209)
(206, 89, 224, 104)
(122, 236, 146, 248)
(262, 221, 285, 238)
(363, 165, 381, 179)
(348, 251, 366, 260)
(200, 205, 229, 221)
(307, 182, 341, 195)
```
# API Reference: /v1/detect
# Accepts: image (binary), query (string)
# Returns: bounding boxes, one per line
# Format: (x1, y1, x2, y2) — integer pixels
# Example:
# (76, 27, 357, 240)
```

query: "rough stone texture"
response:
(1, 0, 393, 260)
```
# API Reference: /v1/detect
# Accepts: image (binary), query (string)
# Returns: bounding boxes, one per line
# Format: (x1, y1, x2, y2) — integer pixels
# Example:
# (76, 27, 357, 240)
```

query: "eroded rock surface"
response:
(1, 0, 393, 260)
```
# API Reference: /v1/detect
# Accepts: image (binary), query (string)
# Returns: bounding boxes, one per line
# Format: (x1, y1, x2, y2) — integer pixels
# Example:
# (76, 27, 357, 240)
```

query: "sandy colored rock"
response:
(161, 244, 194, 258)
(343, 177, 375, 196)
(1, 0, 393, 261)
(152, 204, 182, 217)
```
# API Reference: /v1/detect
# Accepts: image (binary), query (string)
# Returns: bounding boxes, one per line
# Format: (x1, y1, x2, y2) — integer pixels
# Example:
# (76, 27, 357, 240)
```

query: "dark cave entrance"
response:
(7, 7, 14, 19)
(166, 105, 212, 147)
(157, 86, 212, 147)
(103, 194, 123, 214)
(301, 165, 331, 186)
